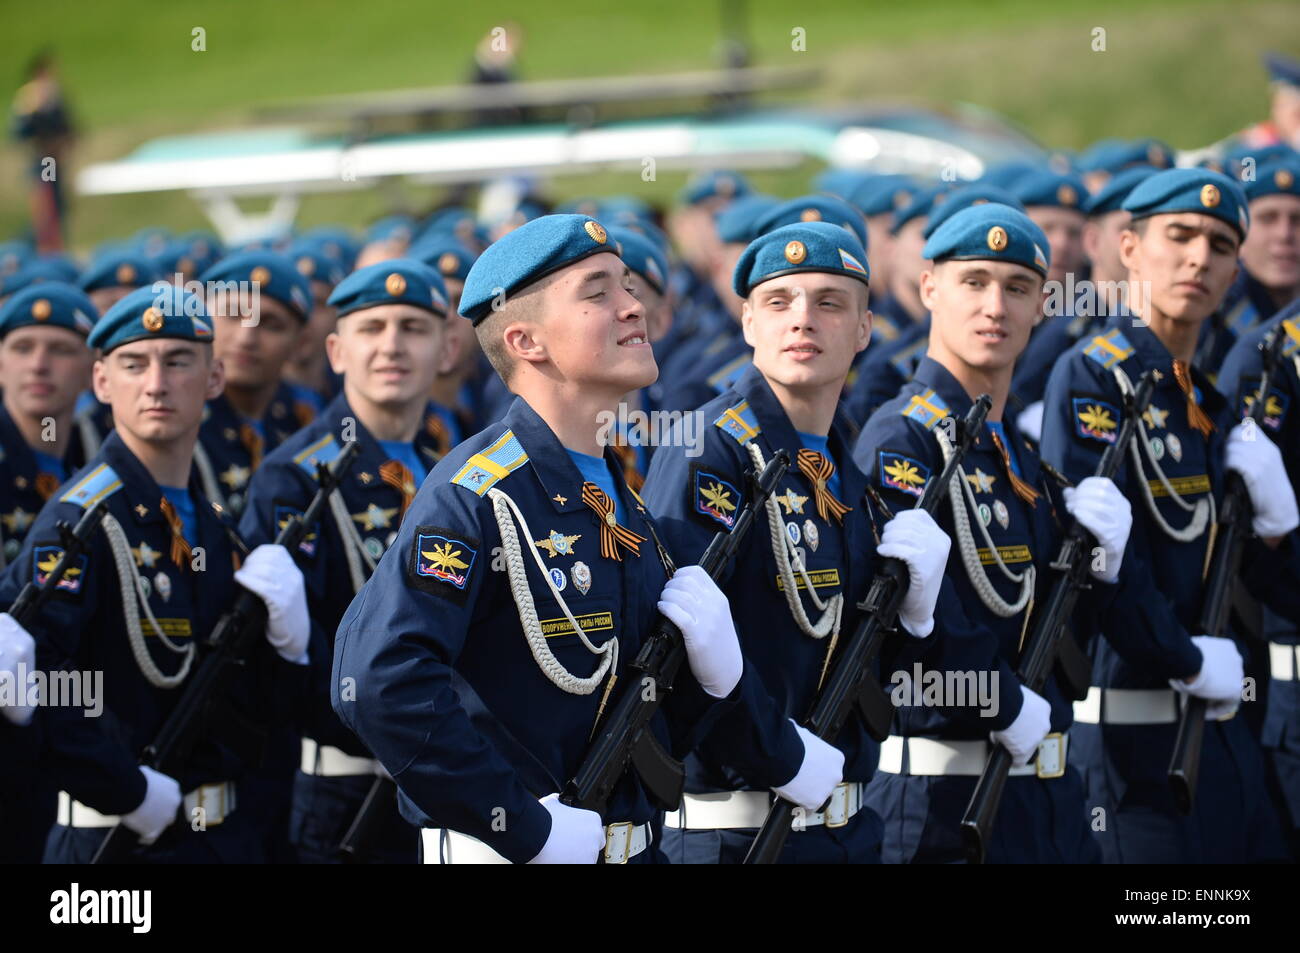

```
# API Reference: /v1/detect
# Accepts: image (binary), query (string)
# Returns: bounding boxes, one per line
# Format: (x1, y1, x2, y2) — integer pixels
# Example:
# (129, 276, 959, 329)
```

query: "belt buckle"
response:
(1036, 733, 1065, 780)
(824, 782, 850, 828)
(604, 821, 633, 864)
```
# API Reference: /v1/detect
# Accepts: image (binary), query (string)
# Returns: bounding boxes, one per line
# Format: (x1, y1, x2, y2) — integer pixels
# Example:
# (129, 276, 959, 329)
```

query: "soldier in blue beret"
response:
(844, 175, 916, 296)
(1234, 52, 1300, 154)
(1217, 297, 1300, 857)
(1195, 158, 1300, 372)
(78, 250, 157, 315)
(1040, 168, 1299, 862)
(0, 284, 312, 862)
(300, 226, 360, 271)
(644, 222, 952, 863)
(1009, 169, 1090, 288)
(844, 188, 1039, 425)
(1076, 139, 1174, 192)
(282, 237, 348, 415)
(358, 215, 417, 267)
(0, 282, 98, 861)
(194, 251, 316, 520)
(1012, 167, 1158, 440)
(332, 214, 746, 863)
(854, 203, 1136, 862)
(411, 235, 491, 446)
(0, 240, 33, 278)
(239, 259, 452, 864)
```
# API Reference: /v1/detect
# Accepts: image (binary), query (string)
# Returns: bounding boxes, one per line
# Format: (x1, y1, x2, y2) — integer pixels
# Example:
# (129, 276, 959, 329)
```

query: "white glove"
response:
(122, 766, 182, 845)
(990, 686, 1051, 767)
(1017, 401, 1045, 444)
(1063, 477, 1132, 583)
(657, 565, 743, 698)
(527, 793, 605, 864)
(877, 509, 950, 638)
(1225, 422, 1300, 537)
(1171, 635, 1243, 704)
(0, 612, 36, 726)
(234, 544, 310, 664)
(772, 720, 845, 811)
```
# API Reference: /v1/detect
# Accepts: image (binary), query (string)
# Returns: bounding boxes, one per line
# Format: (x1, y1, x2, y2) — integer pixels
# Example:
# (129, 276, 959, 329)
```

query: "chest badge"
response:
(154, 572, 172, 602)
(964, 468, 997, 494)
(785, 521, 801, 546)
(1143, 405, 1169, 430)
(548, 567, 568, 591)
(220, 464, 250, 490)
(536, 530, 581, 557)
(571, 560, 592, 595)
(1166, 433, 1183, 462)
(993, 500, 1010, 529)
(1, 508, 33, 534)
(776, 488, 808, 515)
(352, 503, 398, 531)
(978, 503, 993, 527)
(1149, 436, 1165, 460)
(132, 541, 162, 569)
(803, 519, 819, 552)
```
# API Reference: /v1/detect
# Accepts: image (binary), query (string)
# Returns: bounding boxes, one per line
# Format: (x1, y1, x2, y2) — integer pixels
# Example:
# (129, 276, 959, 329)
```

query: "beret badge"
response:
(784, 240, 807, 264)
(987, 226, 1008, 251)
(1200, 184, 1220, 208)
(385, 273, 407, 296)
(31, 299, 51, 321)
(142, 307, 165, 332)
(584, 221, 607, 244)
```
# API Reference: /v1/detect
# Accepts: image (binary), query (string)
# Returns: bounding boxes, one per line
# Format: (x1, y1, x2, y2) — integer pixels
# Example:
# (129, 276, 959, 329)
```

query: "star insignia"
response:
(553, 493, 567, 505)
(536, 530, 582, 557)
(14, 476, 27, 489)
(358, 472, 373, 484)
(223, 427, 238, 441)
(352, 503, 398, 531)
(776, 488, 808, 515)
(1143, 405, 1169, 430)
(131, 541, 161, 569)
(1, 508, 33, 534)
(135, 504, 149, 518)
(219, 464, 251, 490)
(1151, 369, 1164, 381)
(964, 468, 997, 494)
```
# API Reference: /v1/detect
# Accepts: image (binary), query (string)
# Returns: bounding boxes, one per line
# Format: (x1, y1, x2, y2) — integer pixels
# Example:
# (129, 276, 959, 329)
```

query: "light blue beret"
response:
(1243, 159, 1300, 203)
(1009, 169, 1090, 212)
(922, 203, 1050, 278)
(733, 221, 870, 297)
(1122, 168, 1250, 240)
(327, 259, 448, 319)
(1084, 165, 1158, 215)
(715, 195, 780, 245)
(200, 251, 313, 321)
(87, 284, 213, 353)
(0, 282, 97, 339)
(754, 195, 868, 250)
(923, 185, 1024, 239)
(460, 214, 619, 324)
(78, 250, 157, 292)
(607, 226, 669, 295)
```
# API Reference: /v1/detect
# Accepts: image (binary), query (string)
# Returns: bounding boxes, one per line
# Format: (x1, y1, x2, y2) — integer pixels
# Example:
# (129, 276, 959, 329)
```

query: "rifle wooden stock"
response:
(559, 450, 791, 829)
(1168, 329, 1284, 815)
(961, 371, 1156, 863)
(90, 441, 360, 864)
(744, 395, 993, 865)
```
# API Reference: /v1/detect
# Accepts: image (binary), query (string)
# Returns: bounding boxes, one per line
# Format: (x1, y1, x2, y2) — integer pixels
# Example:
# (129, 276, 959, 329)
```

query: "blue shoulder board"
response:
(293, 433, 341, 476)
(889, 337, 927, 376)
(451, 429, 529, 497)
(60, 463, 123, 508)
(713, 400, 761, 445)
(1223, 296, 1258, 335)
(1282, 317, 1300, 359)
(899, 388, 950, 430)
(1083, 329, 1135, 369)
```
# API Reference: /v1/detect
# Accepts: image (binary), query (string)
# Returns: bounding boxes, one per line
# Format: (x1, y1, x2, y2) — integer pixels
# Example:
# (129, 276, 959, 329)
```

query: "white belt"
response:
(1270, 643, 1300, 682)
(421, 821, 652, 864)
(57, 782, 236, 828)
(878, 734, 1067, 779)
(1072, 686, 1179, 725)
(301, 738, 378, 777)
(663, 782, 864, 830)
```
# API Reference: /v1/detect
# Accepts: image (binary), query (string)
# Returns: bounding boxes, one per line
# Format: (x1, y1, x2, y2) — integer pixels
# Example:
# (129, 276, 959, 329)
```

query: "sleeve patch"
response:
(409, 525, 480, 601)
(1072, 394, 1121, 444)
(1240, 377, 1289, 432)
(877, 450, 931, 498)
(32, 545, 88, 596)
(274, 503, 319, 558)
(692, 466, 742, 528)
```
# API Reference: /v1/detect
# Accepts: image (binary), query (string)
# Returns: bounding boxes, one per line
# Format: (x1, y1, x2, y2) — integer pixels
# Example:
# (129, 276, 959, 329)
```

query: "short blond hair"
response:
(472, 279, 549, 385)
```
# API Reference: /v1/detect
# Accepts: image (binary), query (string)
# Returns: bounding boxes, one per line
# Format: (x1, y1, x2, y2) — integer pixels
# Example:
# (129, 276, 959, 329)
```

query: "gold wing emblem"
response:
(701, 482, 737, 512)
(1079, 404, 1117, 433)
(422, 542, 470, 571)
(884, 458, 924, 488)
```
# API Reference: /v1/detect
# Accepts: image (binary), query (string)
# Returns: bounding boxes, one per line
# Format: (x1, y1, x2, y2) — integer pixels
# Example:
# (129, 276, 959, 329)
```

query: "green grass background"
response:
(1, 0, 1296, 251)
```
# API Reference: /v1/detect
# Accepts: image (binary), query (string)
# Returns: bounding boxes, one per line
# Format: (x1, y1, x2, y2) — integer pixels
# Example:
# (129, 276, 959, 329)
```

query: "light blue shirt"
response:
(566, 448, 624, 524)
(378, 439, 428, 486)
(160, 485, 198, 546)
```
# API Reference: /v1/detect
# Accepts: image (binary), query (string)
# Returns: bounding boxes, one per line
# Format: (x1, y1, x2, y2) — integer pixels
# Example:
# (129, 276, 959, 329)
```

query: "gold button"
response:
(816, 479, 826, 491)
